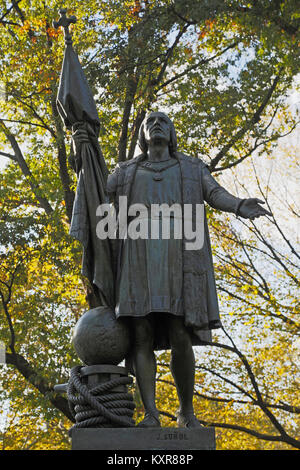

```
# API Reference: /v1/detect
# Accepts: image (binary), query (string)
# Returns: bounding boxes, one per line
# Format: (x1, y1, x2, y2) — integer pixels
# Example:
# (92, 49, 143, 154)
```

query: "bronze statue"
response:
(55, 10, 271, 429)
(102, 112, 270, 428)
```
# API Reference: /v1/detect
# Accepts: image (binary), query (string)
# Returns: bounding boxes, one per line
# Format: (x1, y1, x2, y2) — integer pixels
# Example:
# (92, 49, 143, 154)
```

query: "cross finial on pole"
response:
(53, 8, 77, 45)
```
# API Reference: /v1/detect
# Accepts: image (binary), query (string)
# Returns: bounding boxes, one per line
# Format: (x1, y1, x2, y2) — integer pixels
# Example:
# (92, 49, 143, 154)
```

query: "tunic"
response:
(115, 160, 184, 319)
(105, 152, 243, 348)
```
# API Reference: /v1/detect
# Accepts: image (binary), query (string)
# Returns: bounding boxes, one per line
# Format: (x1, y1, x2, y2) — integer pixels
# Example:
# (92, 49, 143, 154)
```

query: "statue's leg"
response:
(132, 315, 160, 427)
(167, 315, 202, 428)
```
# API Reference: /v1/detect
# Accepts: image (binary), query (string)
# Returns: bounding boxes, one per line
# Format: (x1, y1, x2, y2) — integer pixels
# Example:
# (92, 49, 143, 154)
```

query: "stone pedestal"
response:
(71, 427, 216, 450)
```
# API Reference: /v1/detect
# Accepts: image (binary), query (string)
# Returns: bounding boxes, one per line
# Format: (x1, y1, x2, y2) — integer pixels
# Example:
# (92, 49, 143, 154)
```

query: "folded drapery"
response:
(56, 36, 114, 308)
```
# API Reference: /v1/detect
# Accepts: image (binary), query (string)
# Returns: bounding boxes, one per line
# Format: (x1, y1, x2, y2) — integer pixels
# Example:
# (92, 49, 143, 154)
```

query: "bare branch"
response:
(118, 73, 139, 162)
(251, 160, 300, 262)
(0, 117, 54, 133)
(0, 291, 16, 354)
(11, 0, 25, 23)
(118, 22, 190, 161)
(0, 150, 16, 161)
(196, 418, 300, 449)
(218, 328, 296, 440)
(5, 352, 74, 422)
(128, 109, 146, 160)
(6, 88, 56, 139)
(156, 377, 300, 448)
(247, 220, 300, 287)
(169, 6, 197, 26)
(218, 285, 299, 330)
(0, 120, 53, 215)
(157, 41, 239, 91)
(0, 19, 21, 26)
(155, 25, 189, 87)
(209, 69, 283, 171)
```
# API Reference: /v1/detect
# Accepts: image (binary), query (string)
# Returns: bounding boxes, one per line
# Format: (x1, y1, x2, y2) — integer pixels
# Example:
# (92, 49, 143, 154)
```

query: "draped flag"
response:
(55, 10, 114, 308)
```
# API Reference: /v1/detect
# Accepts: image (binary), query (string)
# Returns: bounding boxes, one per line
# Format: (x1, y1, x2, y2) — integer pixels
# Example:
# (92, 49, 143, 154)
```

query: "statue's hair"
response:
(137, 112, 177, 156)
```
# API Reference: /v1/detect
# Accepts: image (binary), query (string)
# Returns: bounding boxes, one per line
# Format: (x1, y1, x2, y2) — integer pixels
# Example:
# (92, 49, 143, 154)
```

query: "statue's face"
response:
(144, 112, 171, 146)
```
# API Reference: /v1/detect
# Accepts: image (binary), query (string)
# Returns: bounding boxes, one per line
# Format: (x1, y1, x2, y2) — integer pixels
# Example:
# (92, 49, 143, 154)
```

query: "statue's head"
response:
(138, 111, 177, 155)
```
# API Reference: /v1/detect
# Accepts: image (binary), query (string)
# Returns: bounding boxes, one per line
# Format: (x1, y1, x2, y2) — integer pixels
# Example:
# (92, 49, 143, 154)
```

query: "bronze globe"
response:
(72, 306, 131, 365)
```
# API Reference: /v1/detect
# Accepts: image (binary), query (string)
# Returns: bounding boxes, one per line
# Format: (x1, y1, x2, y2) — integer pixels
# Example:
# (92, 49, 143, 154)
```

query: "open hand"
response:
(238, 198, 272, 220)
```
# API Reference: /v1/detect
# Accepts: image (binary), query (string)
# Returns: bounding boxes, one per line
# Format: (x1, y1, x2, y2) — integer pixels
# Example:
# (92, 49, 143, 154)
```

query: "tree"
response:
(156, 141, 300, 449)
(0, 0, 299, 449)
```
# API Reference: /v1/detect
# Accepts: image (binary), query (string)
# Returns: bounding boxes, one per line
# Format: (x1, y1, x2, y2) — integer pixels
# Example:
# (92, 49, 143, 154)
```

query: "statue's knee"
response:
(133, 319, 154, 350)
(169, 323, 191, 352)
(171, 335, 190, 353)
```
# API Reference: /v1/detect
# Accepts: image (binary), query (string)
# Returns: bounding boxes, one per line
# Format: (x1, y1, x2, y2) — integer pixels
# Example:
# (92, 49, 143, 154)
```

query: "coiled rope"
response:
(67, 366, 135, 429)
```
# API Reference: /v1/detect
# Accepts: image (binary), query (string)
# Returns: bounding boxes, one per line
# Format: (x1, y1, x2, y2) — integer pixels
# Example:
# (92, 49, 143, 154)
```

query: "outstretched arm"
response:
(202, 165, 271, 219)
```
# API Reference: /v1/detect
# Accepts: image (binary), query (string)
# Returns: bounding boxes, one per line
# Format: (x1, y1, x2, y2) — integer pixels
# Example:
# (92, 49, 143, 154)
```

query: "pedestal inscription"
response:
(71, 427, 216, 450)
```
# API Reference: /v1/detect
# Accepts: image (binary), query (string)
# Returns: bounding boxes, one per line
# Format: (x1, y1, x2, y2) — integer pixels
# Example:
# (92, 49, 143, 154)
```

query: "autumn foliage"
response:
(0, 0, 299, 450)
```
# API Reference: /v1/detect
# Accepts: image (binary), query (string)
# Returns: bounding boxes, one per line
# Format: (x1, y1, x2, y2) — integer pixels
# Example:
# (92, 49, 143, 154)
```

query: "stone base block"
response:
(71, 427, 216, 450)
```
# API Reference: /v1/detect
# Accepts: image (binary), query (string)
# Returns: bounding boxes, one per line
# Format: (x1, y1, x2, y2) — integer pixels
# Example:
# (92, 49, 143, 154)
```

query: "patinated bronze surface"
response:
(101, 112, 270, 428)
(55, 10, 271, 429)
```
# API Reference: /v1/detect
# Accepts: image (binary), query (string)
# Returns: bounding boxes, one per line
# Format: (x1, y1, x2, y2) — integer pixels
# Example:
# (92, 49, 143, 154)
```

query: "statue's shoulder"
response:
(116, 153, 144, 170)
(109, 158, 136, 176)
(175, 152, 207, 169)
(107, 160, 128, 193)
(107, 156, 142, 193)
